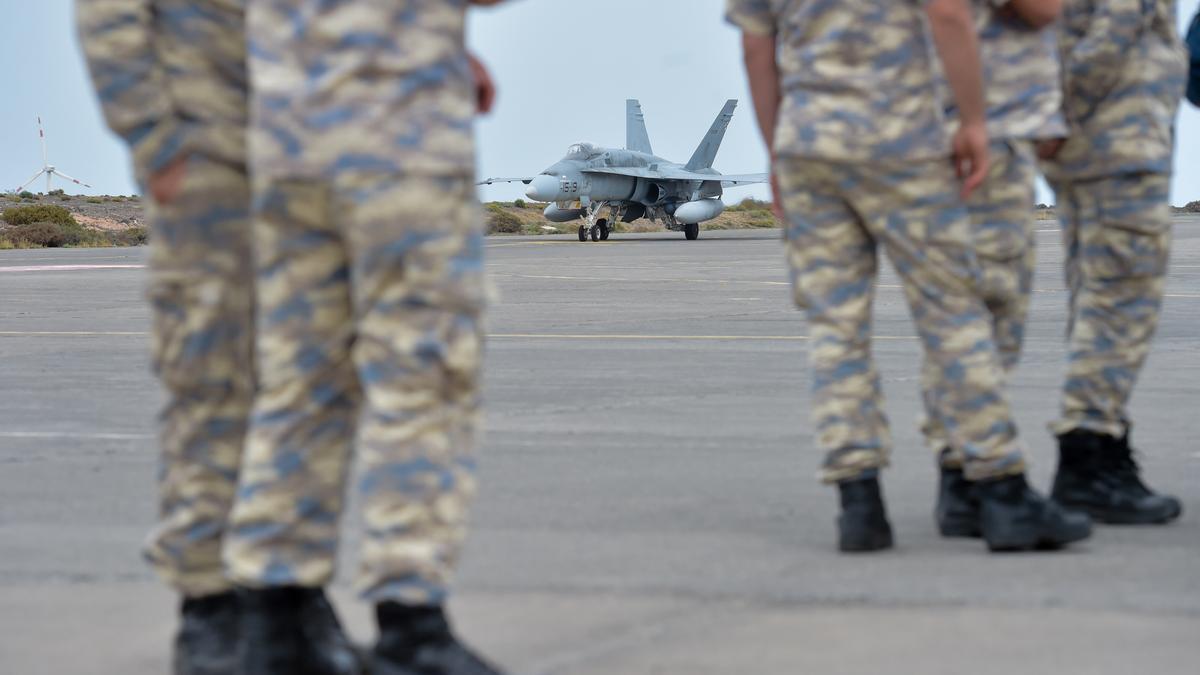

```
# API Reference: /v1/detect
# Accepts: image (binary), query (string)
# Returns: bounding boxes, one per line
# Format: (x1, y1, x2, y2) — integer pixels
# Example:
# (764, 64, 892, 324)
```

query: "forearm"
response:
(926, 0, 987, 126)
(76, 0, 188, 175)
(741, 32, 781, 152)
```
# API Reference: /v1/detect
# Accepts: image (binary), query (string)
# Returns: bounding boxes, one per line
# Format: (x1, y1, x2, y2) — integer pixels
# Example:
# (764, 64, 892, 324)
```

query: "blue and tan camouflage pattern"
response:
(1045, 0, 1188, 181)
(776, 156, 1028, 484)
(246, 0, 476, 180)
(76, 0, 248, 184)
(77, 0, 253, 597)
(1048, 173, 1172, 438)
(922, 141, 1039, 466)
(951, 0, 1067, 140)
(223, 174, 486, 604)
(725, 0, 951, 162)
(141, 158, 255, 596)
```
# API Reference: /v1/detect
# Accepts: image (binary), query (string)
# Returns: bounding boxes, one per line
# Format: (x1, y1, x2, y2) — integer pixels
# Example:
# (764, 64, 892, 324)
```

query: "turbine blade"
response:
(16, 170, 46, 193)
(37, 116, 47, 167)
(52, 169, 92, 188)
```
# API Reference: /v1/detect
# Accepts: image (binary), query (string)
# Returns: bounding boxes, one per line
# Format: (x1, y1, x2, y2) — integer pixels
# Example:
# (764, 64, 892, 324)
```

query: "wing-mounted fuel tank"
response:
(673, 198, 725, 224)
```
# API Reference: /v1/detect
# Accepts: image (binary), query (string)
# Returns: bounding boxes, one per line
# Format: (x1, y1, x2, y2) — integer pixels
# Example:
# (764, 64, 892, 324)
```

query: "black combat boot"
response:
(935, 461, 981, 539)
(976, 474, 1092, 551)
(236, 586, 362, 675)
(837, 476, 894, 552)
(1052, 430, 1183, 525)
(174, 591, 239, 675)
(372, 603, 507, 675)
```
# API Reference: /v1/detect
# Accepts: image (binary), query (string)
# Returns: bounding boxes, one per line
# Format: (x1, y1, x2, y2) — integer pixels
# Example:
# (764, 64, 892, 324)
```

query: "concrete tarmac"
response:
(2, 220, 1198, 674)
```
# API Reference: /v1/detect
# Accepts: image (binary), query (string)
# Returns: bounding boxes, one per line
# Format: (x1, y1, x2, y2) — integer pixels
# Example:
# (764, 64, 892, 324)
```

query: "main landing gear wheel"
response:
(684, 223, 700, 240)
(578, 225, 587, 242)
(597, 218, 610, 241)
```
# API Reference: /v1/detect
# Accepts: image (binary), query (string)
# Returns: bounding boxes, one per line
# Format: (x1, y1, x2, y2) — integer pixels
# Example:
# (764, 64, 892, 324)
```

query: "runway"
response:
(2, 221, 1198, 674)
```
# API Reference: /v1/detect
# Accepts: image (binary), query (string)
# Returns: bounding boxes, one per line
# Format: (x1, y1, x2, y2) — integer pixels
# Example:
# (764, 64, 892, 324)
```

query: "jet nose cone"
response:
(526, 174, 560, 201)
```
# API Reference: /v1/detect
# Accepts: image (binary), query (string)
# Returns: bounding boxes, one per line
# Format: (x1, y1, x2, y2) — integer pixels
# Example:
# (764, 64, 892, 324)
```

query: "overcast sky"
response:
(1, 0, 1197, 205)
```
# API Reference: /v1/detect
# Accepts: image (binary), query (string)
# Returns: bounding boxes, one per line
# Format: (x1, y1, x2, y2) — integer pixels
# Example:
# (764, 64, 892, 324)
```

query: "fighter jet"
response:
(480, 99, 768, 241)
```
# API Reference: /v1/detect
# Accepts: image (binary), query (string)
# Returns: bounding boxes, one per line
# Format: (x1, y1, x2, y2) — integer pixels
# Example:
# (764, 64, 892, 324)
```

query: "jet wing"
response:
(477, 177, 535, 185)
(582, 167, 767, 185)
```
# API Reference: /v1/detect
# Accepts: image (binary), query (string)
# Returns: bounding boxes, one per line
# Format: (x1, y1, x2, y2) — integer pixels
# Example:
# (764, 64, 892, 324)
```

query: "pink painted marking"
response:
(0, 264, 146, 273)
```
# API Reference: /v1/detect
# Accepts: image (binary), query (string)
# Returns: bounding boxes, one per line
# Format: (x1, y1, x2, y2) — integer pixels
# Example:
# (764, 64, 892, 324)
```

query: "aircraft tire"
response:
(684, 223, 700, 240)
(590, 225, 600, 242)
(578, 225, 587, 242)
(597, 219, 610, 241)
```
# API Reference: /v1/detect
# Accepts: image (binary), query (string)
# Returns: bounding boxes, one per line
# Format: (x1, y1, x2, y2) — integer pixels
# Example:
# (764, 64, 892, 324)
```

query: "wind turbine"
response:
(13, 116, 92, 194)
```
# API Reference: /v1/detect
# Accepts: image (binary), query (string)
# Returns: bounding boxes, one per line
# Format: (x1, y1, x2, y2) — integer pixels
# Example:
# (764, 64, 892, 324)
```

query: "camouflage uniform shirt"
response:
(970, 0, 1066, 140)
(725, 0, 950, 162)
(77, 0, 248, 180)
(1051, 0, 1188, 179)
(246, 0, 477, 180)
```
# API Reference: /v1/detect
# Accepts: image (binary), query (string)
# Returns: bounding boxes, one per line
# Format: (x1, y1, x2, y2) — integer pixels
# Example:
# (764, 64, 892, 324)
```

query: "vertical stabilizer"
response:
(626, 99, 654, 155)
(686, 99, 737, 171)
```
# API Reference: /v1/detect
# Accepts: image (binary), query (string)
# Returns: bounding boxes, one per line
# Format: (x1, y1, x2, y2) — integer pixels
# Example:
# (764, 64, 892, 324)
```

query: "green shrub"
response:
(487, 209, 523, 234)
(48, 188, 65, 196)
(86, 197, 104, 204)
(513, 199, 526, 209)
(18, 191, 35, 199)
(110, 227, 148, 246)
(1, 204, 77, 226)
(58, 194, 71, 201)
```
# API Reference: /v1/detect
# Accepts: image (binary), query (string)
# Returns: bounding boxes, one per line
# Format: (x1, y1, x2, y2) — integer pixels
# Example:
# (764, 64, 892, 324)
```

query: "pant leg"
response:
(775, 158, 890, 484)
(925, 141, 1038, 468)
(1051, 173, 1172, 438)
(849, 159, 1026, 482)
(142, 155, 255, 597)
(224, 178, 360, 588)
(335, 174, 487, 604)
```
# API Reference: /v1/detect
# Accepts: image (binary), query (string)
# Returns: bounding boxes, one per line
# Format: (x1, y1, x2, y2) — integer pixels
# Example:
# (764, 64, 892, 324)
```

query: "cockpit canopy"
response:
(565, 142, 602, 159)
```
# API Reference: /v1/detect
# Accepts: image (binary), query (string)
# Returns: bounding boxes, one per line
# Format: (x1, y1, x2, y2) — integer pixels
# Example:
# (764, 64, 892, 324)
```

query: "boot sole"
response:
(839, 529, 895, 552)
(984, 525, 1091, 552)
(1071, 504, 1182, 525)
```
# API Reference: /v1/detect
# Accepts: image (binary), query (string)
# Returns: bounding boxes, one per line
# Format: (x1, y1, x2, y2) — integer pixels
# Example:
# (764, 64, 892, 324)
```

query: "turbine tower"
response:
(13, 116, 92, 194)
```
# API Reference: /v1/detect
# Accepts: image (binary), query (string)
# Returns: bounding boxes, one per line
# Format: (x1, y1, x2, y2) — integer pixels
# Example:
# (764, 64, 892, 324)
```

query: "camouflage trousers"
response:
(142, 155, 256, 597)
(1048, 172, 1172, 438)
(775, 156, 1027, 484)
(922, 141, 1038, 468)
(223, 173, 486, 605)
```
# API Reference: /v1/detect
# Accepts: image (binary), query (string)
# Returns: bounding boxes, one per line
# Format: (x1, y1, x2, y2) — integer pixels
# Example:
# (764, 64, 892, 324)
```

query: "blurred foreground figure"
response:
(1039, 0, 1187, 525)
(77, 3, 359, 674)
(220, 0, 507, 673)
(728, 0, 1091, 553)
(925, 0, 1068, 538)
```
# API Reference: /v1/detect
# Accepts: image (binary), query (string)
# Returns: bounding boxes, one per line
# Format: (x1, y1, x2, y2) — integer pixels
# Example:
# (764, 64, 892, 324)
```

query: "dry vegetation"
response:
(3, 190, 1196, 250)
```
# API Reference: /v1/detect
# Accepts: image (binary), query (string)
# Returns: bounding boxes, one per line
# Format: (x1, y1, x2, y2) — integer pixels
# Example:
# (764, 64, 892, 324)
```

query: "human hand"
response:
(770, 172, 786, 222)
(951, 122, 989, 200)
(148, 153, 188, 205)
(467, 52, 496, 115)
(1035, 138, 1066, 160)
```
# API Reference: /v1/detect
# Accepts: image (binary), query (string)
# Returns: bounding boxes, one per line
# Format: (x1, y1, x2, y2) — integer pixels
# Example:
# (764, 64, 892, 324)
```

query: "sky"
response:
(1, 0, 1197, 205)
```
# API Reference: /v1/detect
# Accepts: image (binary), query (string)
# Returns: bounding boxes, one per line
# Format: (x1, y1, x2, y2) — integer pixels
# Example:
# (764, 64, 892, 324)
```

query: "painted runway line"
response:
(0, 264, 145, 273)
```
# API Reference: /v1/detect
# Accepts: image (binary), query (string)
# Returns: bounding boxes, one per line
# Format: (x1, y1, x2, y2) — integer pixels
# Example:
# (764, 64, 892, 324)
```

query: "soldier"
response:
(1038, 0, 1187, 525)
(219, 1, 507, 674)
(923, 0, 1068, 538)
(728, 0, 1091, 553)
(77, 2, 355, 673)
